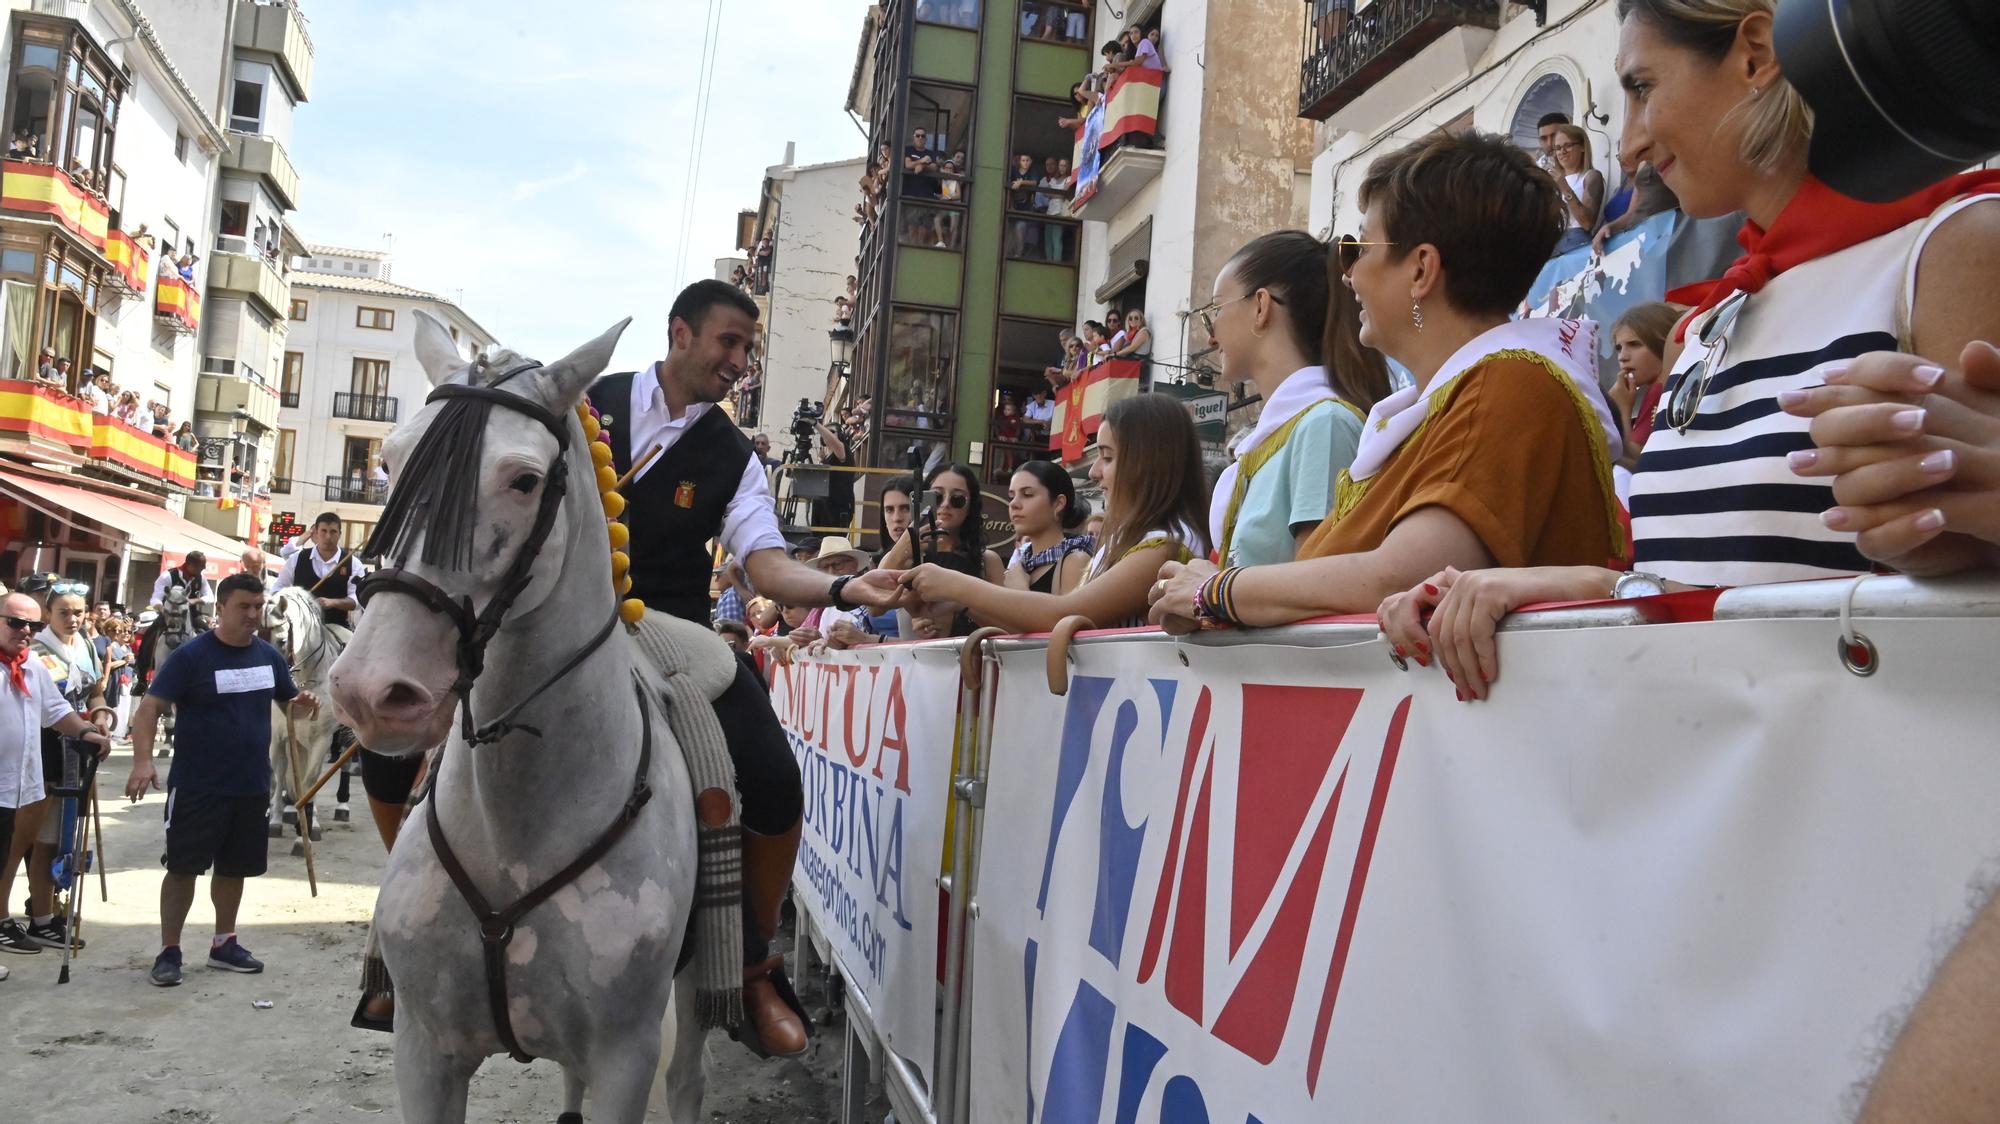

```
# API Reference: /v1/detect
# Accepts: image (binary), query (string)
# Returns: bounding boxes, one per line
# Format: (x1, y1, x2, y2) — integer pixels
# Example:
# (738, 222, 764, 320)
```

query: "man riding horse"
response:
(135, 553, 210, 698)
(587, 279, 903, 1057)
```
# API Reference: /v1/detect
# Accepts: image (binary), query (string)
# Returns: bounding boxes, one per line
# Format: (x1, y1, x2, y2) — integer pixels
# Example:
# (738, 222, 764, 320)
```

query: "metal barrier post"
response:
(954, 636, 1004, 1124)
(933, 630, 1000, 1124)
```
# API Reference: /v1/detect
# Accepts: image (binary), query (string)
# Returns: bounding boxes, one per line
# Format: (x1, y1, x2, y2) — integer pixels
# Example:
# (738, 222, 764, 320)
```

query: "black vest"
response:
(297, 550, 354, 628)
(588, 372, 754, 626)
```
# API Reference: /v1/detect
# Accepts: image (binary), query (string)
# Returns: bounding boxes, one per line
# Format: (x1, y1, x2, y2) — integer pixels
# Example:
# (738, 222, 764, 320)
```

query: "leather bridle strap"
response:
(425, 674, 656, 1064)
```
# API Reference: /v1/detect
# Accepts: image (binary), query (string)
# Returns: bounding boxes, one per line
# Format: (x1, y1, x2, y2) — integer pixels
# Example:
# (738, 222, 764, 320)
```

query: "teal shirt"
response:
(1224, 400, 1363, 567)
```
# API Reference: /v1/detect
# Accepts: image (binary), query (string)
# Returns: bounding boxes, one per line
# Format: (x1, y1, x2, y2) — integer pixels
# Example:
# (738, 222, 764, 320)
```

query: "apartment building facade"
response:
(272, 244, 495, 551)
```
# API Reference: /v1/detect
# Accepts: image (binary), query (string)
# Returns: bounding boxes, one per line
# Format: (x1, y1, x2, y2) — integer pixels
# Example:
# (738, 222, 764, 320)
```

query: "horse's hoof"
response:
(266, 822, 284, 839)
(290, 840, 305, 857)
(557, 1115, 584, 1124)
(333, 804, 350, 823)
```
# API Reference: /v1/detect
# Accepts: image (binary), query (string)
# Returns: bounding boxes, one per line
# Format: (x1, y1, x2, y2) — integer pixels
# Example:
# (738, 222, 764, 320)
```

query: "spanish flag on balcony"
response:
(89, 414, 196, 489)
(105, 229, 149, 292)
(1, 160, 109, 250)
(155, 273, 200, 333)
(1051, 358, 1144, 463)
(1070, 68, 1164, 208)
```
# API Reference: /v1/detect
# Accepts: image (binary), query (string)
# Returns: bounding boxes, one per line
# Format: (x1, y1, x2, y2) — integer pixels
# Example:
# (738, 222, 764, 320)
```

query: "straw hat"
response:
(807, 536, 872, 571)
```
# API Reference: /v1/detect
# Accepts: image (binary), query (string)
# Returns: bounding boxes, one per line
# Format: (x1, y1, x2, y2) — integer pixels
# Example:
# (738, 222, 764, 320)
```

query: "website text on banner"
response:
(965, 612, 2000, 1123)
(768, 645, 957, 1084)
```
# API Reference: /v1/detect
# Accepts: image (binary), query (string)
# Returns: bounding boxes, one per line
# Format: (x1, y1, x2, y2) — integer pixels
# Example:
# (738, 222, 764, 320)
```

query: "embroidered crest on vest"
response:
(674, 481, 696, 508)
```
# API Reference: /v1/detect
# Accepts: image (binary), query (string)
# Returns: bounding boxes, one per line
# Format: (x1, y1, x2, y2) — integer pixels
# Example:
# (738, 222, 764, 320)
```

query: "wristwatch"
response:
(828, 574, 857, 609)
(1612, 571, 1669, 600)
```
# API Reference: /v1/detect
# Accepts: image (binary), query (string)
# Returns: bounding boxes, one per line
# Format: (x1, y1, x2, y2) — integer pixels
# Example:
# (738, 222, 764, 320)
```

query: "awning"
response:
(0, 469, 247, 577)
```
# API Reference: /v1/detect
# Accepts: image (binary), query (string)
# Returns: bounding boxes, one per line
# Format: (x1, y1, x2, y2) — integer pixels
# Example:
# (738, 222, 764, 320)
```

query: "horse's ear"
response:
(541, 317, 631, 410)
(412, 310, 465, 387)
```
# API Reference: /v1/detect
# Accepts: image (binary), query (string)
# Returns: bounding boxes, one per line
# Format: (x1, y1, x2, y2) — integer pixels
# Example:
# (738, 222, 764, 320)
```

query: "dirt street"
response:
(0, 746, 870, 1123)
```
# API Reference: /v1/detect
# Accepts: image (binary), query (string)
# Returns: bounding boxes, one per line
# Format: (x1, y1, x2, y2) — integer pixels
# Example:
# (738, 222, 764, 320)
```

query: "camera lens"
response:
(1776, 0, 2000, 202)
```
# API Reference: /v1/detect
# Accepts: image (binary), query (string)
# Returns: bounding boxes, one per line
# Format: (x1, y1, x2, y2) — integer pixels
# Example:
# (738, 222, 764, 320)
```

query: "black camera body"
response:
(1776, 0, 2000, 201)
(790, 397, 823, 447)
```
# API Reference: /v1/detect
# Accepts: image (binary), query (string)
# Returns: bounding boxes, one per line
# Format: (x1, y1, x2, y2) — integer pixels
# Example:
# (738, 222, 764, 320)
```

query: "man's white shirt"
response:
(276, 546, 361, 602)
(626, 364, 788, 562)
(0, 657, 75, 807)
(149, 568, 211, 609)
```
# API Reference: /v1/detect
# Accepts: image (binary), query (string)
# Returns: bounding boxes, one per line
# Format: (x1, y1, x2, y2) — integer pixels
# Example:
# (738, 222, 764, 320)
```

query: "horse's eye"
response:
(508, 473, 541, 495)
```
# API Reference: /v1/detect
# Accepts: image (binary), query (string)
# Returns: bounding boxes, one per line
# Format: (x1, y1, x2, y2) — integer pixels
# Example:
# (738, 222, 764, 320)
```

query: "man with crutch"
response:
(0, 591, 111, 978)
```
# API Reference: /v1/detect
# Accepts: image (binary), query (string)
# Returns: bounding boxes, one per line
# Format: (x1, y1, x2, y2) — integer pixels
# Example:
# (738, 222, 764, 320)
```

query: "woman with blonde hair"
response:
(902, 393, 1208, 631)
(1149, 129, 1624, 634)
(1548, 122, 1604, 255)
(1379, 0, 2000, 699)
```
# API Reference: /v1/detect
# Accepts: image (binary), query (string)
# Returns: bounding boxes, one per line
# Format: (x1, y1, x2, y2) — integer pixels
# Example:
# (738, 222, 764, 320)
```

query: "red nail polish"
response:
(1393, 645, 1405, 657)
(1415, 641, 1429, 654)
(1455, 688, 1465, 701)
(1423, 583, 1439, 596)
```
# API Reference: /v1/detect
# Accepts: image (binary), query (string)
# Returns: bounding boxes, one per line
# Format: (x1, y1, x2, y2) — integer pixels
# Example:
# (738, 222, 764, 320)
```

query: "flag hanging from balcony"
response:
(1055, 359, 1145, 464)
(1, 161, 109, 250)
(105, 229, 150, 293)
(156, 274, 200, 333)
(1070, 68, 1164, 209)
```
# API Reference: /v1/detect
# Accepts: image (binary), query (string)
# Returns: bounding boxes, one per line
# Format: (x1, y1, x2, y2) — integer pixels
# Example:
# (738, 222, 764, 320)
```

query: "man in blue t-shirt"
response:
(123, 572, 318, 987)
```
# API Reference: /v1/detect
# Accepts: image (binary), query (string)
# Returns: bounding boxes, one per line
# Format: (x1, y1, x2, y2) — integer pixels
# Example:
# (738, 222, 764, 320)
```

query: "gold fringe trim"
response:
(1327, 350, 1625, 559)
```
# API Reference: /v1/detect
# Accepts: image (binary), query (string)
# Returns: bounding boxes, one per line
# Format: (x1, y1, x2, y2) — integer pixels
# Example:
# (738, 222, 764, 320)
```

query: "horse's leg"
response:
(584, 1029, 664, 1124)
(657, 982, 708, 1122)
(393, 1027, 476, 1124)
(557, 1064, 585, 1122)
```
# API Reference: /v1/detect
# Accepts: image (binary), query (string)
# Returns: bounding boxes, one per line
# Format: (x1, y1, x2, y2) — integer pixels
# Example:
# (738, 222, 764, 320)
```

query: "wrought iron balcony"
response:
(1298, 0, 1507, 121)
(325, 474, 386, 505)
(332, 392, 398, 423)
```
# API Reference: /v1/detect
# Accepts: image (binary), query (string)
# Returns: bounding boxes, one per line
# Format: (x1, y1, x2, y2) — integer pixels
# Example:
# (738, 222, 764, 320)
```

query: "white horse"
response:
(330, 314, 707, 1123)
(139, 580, 202, 750)
(263, 586, 346, 837)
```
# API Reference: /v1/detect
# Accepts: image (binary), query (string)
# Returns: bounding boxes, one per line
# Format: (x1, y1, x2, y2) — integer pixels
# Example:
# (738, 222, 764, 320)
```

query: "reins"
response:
(355, 363, 617, 746)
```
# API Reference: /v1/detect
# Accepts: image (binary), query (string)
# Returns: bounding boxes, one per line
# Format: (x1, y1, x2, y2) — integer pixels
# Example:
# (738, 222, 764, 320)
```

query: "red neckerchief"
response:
(1666, 171, 2000, 341)
(3, 645, 30, 696)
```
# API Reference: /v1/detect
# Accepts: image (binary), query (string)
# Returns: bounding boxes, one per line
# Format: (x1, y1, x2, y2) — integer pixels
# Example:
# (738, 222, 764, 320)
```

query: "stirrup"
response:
(350, 991, 393, 1034)
(729, 957, 814, 1060)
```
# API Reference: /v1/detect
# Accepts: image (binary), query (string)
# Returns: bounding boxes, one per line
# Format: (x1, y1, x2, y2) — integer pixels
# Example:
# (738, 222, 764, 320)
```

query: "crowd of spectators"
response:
(1007, 154, 1074, 259)
(1042, 307, 1152, 391)
(914, 0, 978, 29)
(12, 349, 188, 444)
(1020, 2, 1090, 45)
(1534, 111, 1683, 260)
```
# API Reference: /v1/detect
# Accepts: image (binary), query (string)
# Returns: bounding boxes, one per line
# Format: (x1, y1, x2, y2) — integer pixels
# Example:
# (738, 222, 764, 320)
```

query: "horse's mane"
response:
(365, 348, 544, 570)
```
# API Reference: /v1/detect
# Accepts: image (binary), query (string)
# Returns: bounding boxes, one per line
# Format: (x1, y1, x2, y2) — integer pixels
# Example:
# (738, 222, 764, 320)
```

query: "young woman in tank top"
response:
(1003, 461, 1093, 596)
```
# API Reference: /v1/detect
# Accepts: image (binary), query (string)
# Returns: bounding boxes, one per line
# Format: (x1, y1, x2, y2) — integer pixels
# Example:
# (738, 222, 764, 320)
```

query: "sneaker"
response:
(0, 919, 41, 955)
(0, 962, 10, 981)
(207, 937, 263, 974)
(150, 946, 182, 987)
(26, 918, 80, 950)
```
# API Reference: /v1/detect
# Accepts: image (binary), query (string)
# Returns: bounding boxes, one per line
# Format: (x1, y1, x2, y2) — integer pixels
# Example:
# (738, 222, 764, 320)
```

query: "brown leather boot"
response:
(737, 821, 809, 1058)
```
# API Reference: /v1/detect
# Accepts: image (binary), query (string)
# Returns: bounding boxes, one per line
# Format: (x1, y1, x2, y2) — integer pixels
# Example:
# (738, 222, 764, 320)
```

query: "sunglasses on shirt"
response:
(2, 616, 47, 634)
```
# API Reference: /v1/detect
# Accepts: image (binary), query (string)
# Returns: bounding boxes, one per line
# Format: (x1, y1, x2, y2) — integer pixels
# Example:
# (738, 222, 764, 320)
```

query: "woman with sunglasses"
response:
(877, 463, 1004, 638)
(901, 394, 1209, 632)
(1379, 0, 2000, 700)
(1150, 129, 1624, 635)
(1202, 230, 1390, 568)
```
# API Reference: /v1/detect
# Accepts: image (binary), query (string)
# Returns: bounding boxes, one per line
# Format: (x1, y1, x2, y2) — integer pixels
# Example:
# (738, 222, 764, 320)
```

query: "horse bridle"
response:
(355, 365, 620, 746)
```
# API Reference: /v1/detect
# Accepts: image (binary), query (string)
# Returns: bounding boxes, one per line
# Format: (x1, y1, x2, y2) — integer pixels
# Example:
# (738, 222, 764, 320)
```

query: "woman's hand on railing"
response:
(1782, 343, 2000, 575)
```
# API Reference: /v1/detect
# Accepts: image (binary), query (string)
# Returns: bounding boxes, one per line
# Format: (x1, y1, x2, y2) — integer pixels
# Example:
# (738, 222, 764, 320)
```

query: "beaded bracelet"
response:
(1195, 567, 1246, 626)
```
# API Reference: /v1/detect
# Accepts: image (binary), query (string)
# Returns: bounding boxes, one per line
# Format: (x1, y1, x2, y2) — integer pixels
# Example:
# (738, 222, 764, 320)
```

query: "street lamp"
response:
(828, 325, 855, 373)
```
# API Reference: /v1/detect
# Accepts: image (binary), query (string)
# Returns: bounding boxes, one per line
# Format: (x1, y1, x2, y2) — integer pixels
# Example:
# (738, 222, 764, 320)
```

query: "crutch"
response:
(283, 711, 319, 897)
(50, 738, 96, 984)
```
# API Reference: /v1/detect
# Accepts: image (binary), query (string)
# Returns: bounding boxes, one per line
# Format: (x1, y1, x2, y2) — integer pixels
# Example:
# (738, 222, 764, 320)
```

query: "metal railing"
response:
(268, 475, 292, 493)
(331, 392, 397, 422)
(1298, 0, 1505, 120)
(324, 474, 385, 505)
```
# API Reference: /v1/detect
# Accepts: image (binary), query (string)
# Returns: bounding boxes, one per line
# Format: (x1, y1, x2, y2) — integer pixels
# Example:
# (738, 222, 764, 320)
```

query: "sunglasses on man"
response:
(2, 615, 47, 634)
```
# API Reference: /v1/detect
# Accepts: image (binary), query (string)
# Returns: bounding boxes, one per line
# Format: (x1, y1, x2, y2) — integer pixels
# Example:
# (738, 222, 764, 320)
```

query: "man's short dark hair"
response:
(714, 619, 751, 643)
(669, 279, 760, 336)
(1359, 130, 1563, 318)
(54, 357, 69, 368)
(1537, 112, 1571, 128)
(184, 551, 206, 569)
(313, 511, 341, 528)
(217, 572, 263, 603)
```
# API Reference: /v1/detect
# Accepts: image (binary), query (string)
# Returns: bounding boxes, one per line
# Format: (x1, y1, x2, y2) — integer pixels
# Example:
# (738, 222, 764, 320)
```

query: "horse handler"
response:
(585, 279, 903, 1057)
(124, 573, 319, 987)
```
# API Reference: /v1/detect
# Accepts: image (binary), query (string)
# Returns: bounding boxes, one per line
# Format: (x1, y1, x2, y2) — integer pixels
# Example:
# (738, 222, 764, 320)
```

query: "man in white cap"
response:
(794, 537, 871, 638)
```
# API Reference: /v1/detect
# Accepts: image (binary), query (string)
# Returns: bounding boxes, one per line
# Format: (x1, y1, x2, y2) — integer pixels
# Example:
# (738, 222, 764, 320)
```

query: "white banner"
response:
(769, 645, 958, 1085)
(967, 613, 2000, 1123)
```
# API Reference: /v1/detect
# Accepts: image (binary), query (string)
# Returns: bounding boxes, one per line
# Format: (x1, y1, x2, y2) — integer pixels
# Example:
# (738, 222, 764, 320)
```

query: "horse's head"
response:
(330, 310, 627, 753)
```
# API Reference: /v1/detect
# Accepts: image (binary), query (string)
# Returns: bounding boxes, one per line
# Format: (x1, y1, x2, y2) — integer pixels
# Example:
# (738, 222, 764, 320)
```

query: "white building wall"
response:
(1311, 0, 1623, 237)
(755, 156, 863, 439)
(275, 274, 495, 542)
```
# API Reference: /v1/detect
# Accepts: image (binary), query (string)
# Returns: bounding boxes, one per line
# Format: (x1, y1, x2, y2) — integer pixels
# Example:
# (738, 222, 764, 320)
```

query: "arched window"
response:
(1509, 72, 1575, 153)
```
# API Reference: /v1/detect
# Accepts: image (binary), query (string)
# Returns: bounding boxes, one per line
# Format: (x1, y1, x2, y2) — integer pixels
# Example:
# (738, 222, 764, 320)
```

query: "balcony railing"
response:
(1298, 0, 1506, 121)
(332, 392, 398, 422)
(269, 475, 293, 494)
(325, 475, 386, 505)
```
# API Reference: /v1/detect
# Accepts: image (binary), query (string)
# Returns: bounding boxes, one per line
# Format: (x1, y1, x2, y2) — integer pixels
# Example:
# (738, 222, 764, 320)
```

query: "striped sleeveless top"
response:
(1630, 195, 1997, 586)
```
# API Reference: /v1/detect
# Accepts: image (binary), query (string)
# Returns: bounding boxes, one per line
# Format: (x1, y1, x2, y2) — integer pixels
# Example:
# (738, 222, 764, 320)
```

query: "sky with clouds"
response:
(289, 0, 874, 372)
